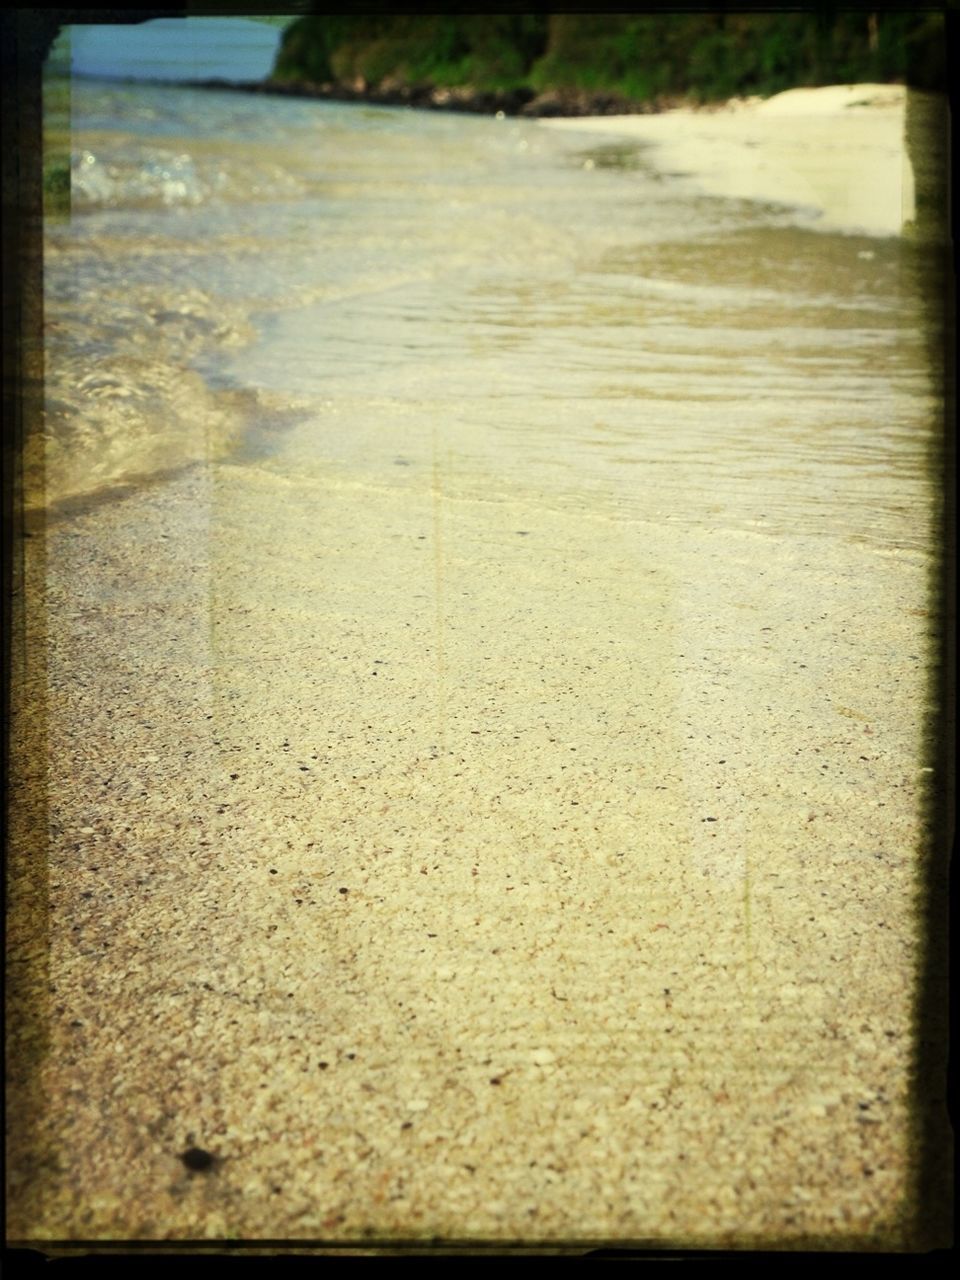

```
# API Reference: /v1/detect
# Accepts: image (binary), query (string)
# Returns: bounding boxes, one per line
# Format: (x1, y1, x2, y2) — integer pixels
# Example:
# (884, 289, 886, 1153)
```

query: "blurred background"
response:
(43, 10, 946, 101)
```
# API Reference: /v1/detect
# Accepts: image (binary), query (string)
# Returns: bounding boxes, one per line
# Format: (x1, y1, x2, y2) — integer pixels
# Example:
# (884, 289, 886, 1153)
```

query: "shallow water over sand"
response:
(41, 79, 934, 555)
(15, 75, 946, 1246)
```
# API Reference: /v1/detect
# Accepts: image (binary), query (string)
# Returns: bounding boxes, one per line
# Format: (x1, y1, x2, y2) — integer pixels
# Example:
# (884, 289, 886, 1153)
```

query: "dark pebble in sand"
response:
(181, 1147, 215, 1172)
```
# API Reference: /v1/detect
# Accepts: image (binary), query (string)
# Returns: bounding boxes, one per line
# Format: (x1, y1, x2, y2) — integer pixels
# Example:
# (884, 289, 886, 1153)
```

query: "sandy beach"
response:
(7, 81, 948, 1249)
(9, 456, 934, 1247)
(540, 84, 915, 237)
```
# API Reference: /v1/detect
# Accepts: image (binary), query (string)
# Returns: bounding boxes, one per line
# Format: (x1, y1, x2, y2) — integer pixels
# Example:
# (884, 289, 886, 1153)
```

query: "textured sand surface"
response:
(540, 84, 914, 237)
(8, 446, 932, 1246)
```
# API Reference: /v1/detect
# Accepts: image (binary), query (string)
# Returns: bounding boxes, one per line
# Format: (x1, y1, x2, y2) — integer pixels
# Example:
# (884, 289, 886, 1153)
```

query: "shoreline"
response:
(538, 84, 915, 237)
(108, 75, 916, 236)
(174, 76, 681, 118)
(71, 72, 653, 118)
(142, 72, 910, 126)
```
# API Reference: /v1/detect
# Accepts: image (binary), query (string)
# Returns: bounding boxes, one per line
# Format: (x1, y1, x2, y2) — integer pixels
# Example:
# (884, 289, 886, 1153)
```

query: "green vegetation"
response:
(42, 72, 71, 221)
(245, 15, 297, 28)
(43, 161, 71, 216)
(274, 14, 549, 92)
(270, 11, 946, 105)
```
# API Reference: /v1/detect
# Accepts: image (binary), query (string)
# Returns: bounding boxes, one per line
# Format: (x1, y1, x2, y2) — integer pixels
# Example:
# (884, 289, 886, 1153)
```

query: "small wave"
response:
(30, 371, 306, 516)
(69, 141, 312, 211)
(72, 146, 213, 208)
(33, 264, 266, 511)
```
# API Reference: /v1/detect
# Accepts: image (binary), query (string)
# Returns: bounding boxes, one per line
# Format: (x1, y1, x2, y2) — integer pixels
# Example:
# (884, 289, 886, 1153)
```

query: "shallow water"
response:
(18, 74, 944, 1245)
(40, 78, 935, 555)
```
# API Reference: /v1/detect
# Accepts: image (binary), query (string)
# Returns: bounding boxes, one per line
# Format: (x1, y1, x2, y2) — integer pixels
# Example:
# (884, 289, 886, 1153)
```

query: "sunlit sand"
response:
(7, 79, 944, 1250)
(540, 84, 914, 237)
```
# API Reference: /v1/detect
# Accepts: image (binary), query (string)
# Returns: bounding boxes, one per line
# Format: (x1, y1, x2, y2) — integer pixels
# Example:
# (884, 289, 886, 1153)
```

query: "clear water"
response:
(40, 77, 936, 556)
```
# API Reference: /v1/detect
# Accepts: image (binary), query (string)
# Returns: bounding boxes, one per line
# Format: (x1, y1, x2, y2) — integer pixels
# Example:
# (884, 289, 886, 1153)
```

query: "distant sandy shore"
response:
(540, 83, 914, 236)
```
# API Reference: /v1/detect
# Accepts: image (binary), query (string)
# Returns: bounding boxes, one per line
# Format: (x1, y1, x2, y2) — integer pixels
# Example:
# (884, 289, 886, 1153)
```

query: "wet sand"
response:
(8, 434, 934, 1245)
(539, 84, 914, 237)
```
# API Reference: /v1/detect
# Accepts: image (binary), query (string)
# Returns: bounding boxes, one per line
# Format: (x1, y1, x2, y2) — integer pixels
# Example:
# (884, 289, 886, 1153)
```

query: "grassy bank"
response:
(271, 11, 946, 110)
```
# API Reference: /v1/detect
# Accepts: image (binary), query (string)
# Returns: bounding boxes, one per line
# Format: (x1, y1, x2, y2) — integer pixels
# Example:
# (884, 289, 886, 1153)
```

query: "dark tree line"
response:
(271, 11, 946, 105)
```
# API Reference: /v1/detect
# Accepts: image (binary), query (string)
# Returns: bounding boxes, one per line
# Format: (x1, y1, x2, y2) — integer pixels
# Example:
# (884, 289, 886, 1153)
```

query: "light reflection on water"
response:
(41, 79, 935, 554)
